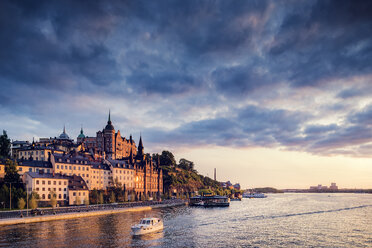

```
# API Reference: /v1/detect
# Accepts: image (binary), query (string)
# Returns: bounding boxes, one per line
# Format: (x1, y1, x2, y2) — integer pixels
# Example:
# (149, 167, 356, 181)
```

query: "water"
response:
(1, 193, 372, 247)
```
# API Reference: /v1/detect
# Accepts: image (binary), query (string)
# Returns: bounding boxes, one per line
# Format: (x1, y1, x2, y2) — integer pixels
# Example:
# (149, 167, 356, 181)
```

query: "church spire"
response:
(108, 109, 111, 123)
(137, 133, 144, 157)
(63, 125, 66, 134)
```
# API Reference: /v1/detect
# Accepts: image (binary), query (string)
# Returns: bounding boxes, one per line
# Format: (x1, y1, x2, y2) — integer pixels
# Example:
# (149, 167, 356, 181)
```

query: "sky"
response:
(1, 0, 372, 189)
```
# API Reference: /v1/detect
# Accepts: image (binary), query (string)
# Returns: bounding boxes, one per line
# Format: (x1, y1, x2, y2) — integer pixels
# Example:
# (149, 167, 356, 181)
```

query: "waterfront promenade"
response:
(0, 199, 187, 226)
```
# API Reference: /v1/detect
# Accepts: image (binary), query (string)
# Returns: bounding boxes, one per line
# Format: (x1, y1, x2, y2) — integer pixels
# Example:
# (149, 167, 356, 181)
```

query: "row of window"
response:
(19, 151, 45, 156)
(36, 187, 67, 192)
(36, 180, 67, 186)
(56, 164, 89, 171)
(72, 192, 86, 196)
(41, 194, 66, 200)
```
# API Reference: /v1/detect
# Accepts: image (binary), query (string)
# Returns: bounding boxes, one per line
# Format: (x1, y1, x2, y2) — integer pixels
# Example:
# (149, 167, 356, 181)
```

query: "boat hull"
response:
(131, 223, 163, 236)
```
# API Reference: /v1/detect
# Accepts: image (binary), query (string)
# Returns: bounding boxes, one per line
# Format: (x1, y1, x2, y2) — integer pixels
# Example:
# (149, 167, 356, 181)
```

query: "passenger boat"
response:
(189, 195, 230, 207)
(131, 218, 163, 236)
(242, 192, 267, 198)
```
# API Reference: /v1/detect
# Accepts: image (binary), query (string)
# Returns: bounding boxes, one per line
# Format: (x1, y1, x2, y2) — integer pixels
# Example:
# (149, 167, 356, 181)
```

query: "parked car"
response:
(31, 209, 44, 216)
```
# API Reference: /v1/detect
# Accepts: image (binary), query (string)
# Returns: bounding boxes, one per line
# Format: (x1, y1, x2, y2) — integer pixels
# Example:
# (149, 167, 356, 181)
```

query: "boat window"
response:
(141, 220, 146, 224)
(146, 220, 150, 224)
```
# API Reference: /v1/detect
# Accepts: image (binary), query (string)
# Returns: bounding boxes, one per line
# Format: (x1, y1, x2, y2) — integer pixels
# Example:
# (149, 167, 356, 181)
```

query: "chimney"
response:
(214, 168, 216, 181)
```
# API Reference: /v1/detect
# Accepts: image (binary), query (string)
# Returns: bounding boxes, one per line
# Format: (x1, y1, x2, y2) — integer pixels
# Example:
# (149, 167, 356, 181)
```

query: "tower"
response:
(137, 134, 144, 159)
(103, 110, 115, 158)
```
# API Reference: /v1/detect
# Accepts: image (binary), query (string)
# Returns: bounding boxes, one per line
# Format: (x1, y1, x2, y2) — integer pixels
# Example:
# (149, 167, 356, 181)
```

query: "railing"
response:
(0, 199, 186, 219)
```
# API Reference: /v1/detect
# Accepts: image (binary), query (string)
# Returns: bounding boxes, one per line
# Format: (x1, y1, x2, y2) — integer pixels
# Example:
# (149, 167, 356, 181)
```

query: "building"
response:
(17, 160, 53, 176)
(3, 113, 164, 201)
(330, 183, 338, 191)
(24, 171, 89, 206)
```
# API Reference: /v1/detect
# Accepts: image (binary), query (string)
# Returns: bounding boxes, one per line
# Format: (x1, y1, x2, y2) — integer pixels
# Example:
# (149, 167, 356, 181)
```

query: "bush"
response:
(18, 198, 25, 210)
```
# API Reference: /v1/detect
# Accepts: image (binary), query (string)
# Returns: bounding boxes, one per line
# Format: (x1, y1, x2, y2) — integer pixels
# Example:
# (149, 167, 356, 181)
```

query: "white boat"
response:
(131, 218, 163, 236)
(242, 193, 267, 198)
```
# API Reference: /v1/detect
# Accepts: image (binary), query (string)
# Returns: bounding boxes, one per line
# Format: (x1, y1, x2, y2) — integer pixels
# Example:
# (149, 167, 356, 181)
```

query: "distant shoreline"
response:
(0, 201, 187, 226)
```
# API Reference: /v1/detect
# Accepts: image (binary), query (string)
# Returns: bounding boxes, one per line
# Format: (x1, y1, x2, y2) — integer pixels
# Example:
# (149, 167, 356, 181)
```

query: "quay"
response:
(0, 200, 187, 226)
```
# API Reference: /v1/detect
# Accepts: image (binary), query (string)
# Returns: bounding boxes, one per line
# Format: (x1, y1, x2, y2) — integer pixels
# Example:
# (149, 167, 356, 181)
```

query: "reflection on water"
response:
(1, 194, 372, 247)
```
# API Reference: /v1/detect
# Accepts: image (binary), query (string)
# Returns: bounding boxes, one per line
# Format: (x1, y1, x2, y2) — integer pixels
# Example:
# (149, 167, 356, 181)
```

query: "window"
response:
(36, 188, 39, 191)
(42, 188, 45, 191)
(36, 180, 39, 184)
(64, 188, 66, 191)
(58, 194, 61, 199)
(42, 194, 45, 199)
(19, 167, 22, 171)
(29, 168, 32, 172)
(64, 194, 66, 199)
(78, 167, 80, 170)
(48, 194, 51, 199)
(79, 192, 81, 196)
(54, 188, 56, 191)
(64, 181, 67, 185)
(42, 181, 45, 185)
(53, 181, 56, 185)
(69, 166, 71, 170)
(59, 181, 61, 185)
(48, 188, 50, 191)
(57, 165, 59, 169)
(59, 188, 61, 191)
(74, 166, 76, 170)
(73, 192, 76, 196)
(83, 192, 85, 196)
(48, 181, 51, 185)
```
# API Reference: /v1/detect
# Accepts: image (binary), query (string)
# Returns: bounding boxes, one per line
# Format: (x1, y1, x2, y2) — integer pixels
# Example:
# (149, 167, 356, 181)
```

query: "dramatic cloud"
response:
(1, 0, 372, 157)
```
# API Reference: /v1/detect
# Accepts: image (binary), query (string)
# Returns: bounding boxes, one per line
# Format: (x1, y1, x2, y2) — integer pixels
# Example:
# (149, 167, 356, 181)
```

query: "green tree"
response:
(18, 198, 26, 210)
(49, 191, 57, 208)
(4, 159, 20, 184)
(160, 151, 176, 167)
(124, 190, 128, 202)
(29, 195, 38, 209)
(0, 130, 10, 159)
(109, 191, 115, 203)
(99, 192, 104, 204)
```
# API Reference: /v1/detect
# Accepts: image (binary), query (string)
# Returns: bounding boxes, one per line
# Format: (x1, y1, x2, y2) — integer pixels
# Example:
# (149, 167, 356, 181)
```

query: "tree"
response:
(124, 190, 128, 202)
(84, 197, 89, 206)
(130, 191, 135, 202)
(109, 191, 115, 203)
(75, 196, 81, 205)
(99, 192, 104, 204)
(49, 191, 57, 208)
(0, 130, 10, 159)
(18, 198, 25, 210)
(4, 159, 20, 184)
(29, 195, 38, 209)
(160, 151, 176, 167)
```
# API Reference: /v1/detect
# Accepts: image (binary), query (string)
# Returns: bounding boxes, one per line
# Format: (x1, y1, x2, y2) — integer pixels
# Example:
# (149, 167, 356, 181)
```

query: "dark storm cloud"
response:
(145, 105, 309, 148)
(1, 0, 372, 157)
(269, 0, 372, 87)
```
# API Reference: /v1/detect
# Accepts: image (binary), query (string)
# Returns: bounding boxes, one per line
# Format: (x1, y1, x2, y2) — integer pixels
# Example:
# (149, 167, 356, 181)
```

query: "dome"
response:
(77, 133, 85, 138)
(59, 132, 70, 140)
(77, 127, 85, 138)
(59, 126, 70, 140)
(104, 111, 115, 131)
(105, 122, 115, 131)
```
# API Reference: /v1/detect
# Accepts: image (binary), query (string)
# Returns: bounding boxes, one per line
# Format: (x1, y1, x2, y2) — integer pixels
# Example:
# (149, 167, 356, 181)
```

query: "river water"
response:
(1, 193, 372, 247)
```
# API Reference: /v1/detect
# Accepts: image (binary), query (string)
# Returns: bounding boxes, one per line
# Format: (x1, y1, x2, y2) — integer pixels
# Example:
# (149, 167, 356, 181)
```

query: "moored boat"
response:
(189, 195, 230, 207)
(131, 218, 163, 236)
(242, 192, 267, 198)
